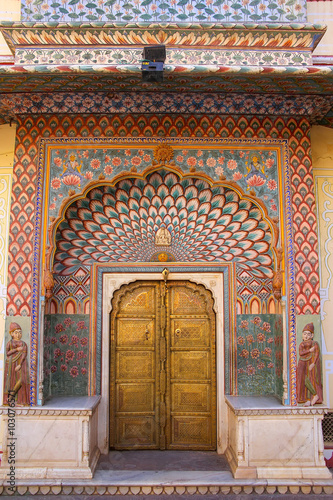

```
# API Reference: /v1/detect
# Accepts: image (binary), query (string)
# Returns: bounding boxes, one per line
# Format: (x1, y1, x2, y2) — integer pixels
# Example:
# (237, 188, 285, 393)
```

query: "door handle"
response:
(175, 328, 181, 337)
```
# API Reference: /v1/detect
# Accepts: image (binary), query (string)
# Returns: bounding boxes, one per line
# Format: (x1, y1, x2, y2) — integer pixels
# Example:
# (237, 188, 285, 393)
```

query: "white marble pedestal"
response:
(0, 396, 101, 479)
(225, 396, 331, 479)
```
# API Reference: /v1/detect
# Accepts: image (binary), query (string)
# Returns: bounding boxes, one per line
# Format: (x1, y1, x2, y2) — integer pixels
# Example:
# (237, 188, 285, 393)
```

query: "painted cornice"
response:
(0, 22, 331, 120)
(0, 64, 332, 94)
(0, 22, 326, 53)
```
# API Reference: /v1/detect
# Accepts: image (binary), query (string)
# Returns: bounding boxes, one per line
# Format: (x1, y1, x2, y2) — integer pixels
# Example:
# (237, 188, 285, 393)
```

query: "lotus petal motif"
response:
(54, 171, 273, 279)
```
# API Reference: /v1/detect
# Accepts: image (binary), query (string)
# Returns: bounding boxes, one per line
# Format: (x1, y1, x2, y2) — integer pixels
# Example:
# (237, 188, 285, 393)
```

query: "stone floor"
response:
(98, 450, 230, 471)
(1, 450, 333, 497)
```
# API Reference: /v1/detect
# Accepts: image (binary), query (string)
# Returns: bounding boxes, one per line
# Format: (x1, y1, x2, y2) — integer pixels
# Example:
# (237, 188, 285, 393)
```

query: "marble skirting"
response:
(0, 469, 333, 496)
(0, 395, 331, 485)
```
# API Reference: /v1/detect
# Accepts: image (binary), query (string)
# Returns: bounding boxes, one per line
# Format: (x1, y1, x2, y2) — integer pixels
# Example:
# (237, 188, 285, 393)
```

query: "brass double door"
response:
(110, 280, 216, 450)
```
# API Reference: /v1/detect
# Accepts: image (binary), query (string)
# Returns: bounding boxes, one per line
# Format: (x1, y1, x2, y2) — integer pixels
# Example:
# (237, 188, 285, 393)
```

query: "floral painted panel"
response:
(43, 314, 89, 396)
(43, 314, 51, 399)
(236, 314, 283, 396)
(15, 48, 311, 67)
(0, 71, 330, 95)
(21, 0, 306, 23)
(275, 313, 283, 398)
(49, 146, 279, 218)
(1, 93, 329, 120)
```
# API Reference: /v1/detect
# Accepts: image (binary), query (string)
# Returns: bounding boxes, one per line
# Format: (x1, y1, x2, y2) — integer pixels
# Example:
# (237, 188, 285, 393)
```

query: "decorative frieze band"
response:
(15, 48, 312, 67)
(0, 92, 332, 120)
(0, 483, 333, 495)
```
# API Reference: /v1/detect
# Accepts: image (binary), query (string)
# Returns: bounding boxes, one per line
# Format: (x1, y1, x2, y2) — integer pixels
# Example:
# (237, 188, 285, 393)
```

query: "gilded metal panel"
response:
(110, 281, 159, 449)
(172, 351, 210, 380)
(171, 319, 210, 348)
(110, 280, 216, 450)
(117, 351, 154, 379)
(172, 417, 212, 447)
(117, 417, 156, 447)
(168, 281, 216, 450)
(117, 383, 154, 412)
(160, 370, 166, 393)
(118, 286, 155, 315)
(117, 319, 155, 347)
(172, 383, 210, 412)
(171, 286, 207, 315)
(160, 337, 166, 362)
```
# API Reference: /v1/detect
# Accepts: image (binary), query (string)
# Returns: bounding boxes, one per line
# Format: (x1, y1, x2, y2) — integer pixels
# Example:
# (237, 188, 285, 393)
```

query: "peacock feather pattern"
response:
(54, 171, 273, 279)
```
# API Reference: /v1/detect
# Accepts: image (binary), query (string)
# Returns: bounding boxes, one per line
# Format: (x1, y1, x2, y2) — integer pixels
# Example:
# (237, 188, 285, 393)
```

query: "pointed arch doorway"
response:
(109, 279, 217, 451)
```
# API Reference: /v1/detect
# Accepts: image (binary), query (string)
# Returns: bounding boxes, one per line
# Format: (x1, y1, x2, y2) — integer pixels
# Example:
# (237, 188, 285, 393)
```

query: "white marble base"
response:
(1, 467, 333, 497)
(0, 394, 330, 482)
(0, 396, 101, 479)
(225, 396, 331, 480)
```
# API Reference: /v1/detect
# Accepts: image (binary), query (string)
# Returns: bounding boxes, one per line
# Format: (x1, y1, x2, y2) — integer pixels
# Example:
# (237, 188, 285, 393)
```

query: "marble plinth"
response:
(0, 466, 333, 496)
(0, 394, 330, 483)
(0, 396, 101, 479)
(225, 396, 331, 480)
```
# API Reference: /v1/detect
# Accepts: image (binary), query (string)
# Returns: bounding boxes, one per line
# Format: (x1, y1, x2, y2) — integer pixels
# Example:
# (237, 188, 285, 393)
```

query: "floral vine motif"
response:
(48, 146, 279, 219)
(320, 180, 333, 319)
(237, 315, 283, 395)
(21, 0, 306, 24)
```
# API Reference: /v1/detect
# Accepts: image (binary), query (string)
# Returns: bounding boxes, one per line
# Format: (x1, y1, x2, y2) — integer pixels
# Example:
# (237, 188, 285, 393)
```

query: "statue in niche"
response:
(155, 227, 171, 246)
(3, 322, 30, 405)
(296, 322, 323, 406)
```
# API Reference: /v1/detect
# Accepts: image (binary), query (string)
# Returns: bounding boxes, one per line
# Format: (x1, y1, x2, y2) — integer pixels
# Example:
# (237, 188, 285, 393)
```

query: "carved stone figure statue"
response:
(155, 227, 171, 246)
(3, 322, 30, 405)
(296, 322, 323, 406)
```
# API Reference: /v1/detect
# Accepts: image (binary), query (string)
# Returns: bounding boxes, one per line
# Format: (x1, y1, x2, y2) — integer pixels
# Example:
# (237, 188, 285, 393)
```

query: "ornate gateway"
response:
(110, 280, 216, 450)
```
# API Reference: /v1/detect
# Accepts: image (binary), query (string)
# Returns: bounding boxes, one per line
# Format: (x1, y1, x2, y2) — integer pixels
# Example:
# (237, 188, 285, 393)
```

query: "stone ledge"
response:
(226, 395, 327, 415)
(0, 395, 101, 416)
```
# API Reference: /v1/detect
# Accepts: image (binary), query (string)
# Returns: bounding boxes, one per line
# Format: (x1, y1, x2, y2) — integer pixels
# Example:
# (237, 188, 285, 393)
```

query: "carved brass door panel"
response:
(110, 280, 216, 450)
(110, 283, 160, 449)
(167, 283, 216, 449)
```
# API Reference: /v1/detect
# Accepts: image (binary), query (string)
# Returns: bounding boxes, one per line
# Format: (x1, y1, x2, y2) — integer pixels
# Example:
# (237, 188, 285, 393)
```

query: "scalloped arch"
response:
(50, 167, 277, 279)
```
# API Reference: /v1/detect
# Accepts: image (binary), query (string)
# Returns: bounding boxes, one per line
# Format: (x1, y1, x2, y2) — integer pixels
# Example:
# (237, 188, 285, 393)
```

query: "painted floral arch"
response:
(43, 164, 283, 399)
(48, 166, 279, 301)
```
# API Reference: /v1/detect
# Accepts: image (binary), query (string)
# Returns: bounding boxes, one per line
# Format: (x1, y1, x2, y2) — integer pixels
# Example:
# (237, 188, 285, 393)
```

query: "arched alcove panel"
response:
(45, 166, 282, 400)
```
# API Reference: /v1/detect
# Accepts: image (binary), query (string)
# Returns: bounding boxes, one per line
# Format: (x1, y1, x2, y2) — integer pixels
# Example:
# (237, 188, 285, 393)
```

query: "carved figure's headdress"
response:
(303, 322, 314, 333)
(9, 322, 21, 333)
